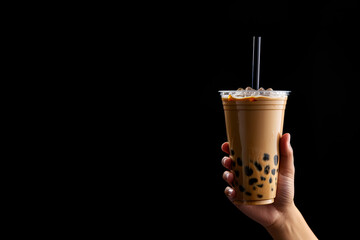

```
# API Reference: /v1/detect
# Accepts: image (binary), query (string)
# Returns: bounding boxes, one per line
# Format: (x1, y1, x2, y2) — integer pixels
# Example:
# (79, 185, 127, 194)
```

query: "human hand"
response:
(221, 133, 317, 239)
(221, 133, 295, 228)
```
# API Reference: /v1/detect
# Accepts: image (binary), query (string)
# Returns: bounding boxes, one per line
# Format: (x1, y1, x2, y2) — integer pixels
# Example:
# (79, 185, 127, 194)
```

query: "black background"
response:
(126, 0, 360, 239)
(12, 1, 360, 237)
(150, 1, 360, 239)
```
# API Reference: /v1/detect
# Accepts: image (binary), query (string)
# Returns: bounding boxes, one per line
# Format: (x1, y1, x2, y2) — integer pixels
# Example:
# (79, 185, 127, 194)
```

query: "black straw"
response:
(251, 36, 261, 89)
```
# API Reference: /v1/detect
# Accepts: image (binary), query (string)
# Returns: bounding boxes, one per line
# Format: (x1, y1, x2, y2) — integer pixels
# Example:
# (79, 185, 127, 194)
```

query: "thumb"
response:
(279, 133, 295, 179)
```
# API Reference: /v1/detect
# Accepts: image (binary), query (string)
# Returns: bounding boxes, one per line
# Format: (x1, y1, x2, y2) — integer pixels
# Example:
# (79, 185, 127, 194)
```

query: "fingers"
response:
(224, 186, 236, 199)
(222, 142, 235, 199)
(279, 133, 295, 179)
(221, 142, 230, 154)
(221, 156, 232, 169)
(222, 171, 234, 185)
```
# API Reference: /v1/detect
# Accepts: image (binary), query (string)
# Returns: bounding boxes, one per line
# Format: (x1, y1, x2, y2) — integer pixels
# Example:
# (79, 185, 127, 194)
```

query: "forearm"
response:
(266, 203, 317, 240)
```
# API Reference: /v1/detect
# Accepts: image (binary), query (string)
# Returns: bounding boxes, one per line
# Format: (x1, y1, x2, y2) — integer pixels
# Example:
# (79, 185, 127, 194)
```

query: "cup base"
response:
(234, 199, 274, 205)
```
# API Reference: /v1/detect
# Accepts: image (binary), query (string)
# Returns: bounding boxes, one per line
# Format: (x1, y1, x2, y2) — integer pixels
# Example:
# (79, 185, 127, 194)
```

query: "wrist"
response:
(265, 202, 296, 234)
(266, 203, 317, 240)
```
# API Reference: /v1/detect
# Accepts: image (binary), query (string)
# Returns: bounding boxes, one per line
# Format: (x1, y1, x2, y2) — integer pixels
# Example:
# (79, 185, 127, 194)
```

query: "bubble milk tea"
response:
(220, 88, 290, 205)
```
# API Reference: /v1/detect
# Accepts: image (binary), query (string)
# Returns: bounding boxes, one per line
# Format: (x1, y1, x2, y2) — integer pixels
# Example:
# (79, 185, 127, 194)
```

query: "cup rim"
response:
(219, 90, 290, 97)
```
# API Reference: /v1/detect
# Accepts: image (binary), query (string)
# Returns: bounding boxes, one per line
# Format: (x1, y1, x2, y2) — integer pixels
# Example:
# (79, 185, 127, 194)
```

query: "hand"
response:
(221, 133, 295, 228)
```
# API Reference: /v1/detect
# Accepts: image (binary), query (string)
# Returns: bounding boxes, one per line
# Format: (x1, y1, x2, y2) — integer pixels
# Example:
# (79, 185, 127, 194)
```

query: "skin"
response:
(221, 133, 317, 239)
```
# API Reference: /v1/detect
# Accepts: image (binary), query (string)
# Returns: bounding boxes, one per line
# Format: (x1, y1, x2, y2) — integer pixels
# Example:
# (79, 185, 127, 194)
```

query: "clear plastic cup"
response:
(220, 90, 290, 205)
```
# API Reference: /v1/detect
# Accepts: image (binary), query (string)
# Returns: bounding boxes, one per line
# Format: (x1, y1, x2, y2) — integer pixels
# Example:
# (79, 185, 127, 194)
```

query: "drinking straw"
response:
(251, 36, 261, 90)
(251, 36, 255, 89)
(256, 36, 261, 90)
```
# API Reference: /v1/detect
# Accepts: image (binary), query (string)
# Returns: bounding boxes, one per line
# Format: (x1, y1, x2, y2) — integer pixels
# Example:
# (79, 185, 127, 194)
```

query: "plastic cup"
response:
(220, 90, 290, 205)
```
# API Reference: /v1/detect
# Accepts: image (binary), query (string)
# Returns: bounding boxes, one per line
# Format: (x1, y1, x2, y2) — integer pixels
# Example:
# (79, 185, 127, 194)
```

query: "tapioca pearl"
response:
(256, 184, 263, 188)
(274, 154, 278, 166)
(271, 188, 273, 191)
(271, 169, 276, 175)
(234, 180, 238, 186)
(231, 149, 235, 156)
(239, 185, 245, 192)
(245, 192, 252, 196)
(264, 165, 270, 175)
(244, 166, 253, 176)
(231, 160, 236, 168)
(260, 176, 266, 181)
(253, 186, 256, 190)
(235, 170, 239, 177)
(269, 177, 272, 183)
(257, 194, 263, 198)
(249, 178, 258, 185)
(263, 153, 270, 161)
(237, 157, 243, 166)
(254, 161, 262, 171)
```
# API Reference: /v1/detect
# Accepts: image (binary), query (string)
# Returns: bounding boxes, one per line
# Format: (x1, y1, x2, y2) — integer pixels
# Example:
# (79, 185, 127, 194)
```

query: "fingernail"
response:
(222, 157, 227, 166)
(223, 171, 229, 180)
(226, 187, 234, 196)
(288, 133, 291, 147)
